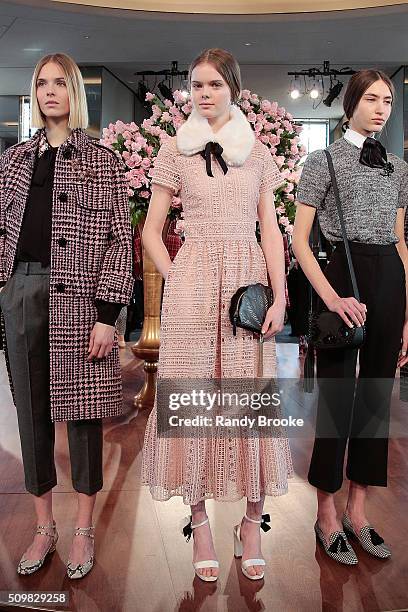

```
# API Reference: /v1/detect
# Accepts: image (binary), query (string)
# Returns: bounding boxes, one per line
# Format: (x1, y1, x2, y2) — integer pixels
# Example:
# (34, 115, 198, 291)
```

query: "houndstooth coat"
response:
(0, 128, 134, 421)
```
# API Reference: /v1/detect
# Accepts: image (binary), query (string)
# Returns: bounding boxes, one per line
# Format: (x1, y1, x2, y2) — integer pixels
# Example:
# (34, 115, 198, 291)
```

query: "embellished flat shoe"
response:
(315, 521, 358, 565)
(342, 513, 391, 559)
(233, 514, 271, 581)
(181, 515, 219, 582)
(66, 526, 95, 579)
(17, 521, 58, 575)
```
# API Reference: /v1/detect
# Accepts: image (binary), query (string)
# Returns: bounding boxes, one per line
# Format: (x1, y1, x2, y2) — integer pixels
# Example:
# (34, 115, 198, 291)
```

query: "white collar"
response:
(176, 104, 255, 166)
(344, 128, 370, 149)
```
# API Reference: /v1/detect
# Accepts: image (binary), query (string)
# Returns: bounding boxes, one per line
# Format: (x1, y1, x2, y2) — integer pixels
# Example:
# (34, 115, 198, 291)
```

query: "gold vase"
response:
(132, 217, 170, 411)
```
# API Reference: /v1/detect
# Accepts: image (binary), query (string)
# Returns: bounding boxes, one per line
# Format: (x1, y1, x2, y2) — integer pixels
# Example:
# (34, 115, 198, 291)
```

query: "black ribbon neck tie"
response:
(369, 528, 384, 546)
(359, 137, 394, 176)
(328, 533, 349, 554)
(200, 141, 228, 177)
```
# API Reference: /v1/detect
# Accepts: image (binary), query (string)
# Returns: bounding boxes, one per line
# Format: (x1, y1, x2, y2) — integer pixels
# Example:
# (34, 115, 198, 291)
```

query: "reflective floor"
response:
(0, 344, 407, 612)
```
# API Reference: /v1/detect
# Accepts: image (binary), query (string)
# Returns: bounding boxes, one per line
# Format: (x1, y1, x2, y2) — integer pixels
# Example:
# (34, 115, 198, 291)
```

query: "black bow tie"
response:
(360, 137, 394, 176)
(200, 141, 228, 178)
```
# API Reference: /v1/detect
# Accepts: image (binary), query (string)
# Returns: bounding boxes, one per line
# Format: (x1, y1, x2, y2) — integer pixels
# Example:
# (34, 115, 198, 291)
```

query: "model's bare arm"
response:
(292, 202, 366, 328)
(142, 184, 174, 280)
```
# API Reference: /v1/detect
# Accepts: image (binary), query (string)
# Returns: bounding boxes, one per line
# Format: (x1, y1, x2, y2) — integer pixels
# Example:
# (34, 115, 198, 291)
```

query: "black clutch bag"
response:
(229, 283, 273, 377)
(305, 150, 366, 391)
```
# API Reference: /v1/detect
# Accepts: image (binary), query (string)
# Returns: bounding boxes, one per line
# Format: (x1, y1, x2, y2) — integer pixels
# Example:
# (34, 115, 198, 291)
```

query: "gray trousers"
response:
(0, 262, 103, 497)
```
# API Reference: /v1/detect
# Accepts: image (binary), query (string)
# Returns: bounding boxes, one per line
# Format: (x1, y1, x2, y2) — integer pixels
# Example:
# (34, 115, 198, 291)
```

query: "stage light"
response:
(323, 81, 343, 107)
(158, 81, 174, 101)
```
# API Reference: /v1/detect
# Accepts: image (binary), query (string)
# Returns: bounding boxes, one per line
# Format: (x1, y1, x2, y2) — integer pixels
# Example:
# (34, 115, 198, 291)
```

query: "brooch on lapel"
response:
(381, 162, 395, 177)
(70, 158, 97, 183)
(38, 131, 50, 158)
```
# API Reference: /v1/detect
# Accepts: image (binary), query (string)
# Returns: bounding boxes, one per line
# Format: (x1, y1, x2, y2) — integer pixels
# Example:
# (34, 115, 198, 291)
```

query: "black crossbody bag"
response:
(304, 149, 366, 392)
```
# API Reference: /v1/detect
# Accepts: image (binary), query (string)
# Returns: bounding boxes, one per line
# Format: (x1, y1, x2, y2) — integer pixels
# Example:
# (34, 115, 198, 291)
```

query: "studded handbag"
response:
(229, 282, 274, 377)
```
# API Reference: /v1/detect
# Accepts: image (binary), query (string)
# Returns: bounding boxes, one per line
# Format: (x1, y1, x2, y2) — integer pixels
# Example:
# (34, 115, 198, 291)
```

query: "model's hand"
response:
(88, 322, 115, 360)
(326, 296, 366, 328)
(397, 319, 408, 368)
(261, 300, 286, 340)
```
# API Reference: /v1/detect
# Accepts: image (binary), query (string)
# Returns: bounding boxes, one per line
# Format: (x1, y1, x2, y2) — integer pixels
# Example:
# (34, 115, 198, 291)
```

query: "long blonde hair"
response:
(30, 53, 88, 129)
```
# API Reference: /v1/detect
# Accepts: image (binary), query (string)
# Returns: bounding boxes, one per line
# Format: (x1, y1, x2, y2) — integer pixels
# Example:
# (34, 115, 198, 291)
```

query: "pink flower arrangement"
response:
(101, 88, 305, 234)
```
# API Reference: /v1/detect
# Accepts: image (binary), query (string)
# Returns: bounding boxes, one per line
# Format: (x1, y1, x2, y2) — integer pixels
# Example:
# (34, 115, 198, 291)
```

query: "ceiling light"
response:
(290, 89, 300, 100)
(23, 48, 43, 52)
(244, 42, 252, 46)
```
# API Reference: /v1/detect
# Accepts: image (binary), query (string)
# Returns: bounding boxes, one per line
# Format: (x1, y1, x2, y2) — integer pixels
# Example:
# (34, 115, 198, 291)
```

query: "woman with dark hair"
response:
(141, 48, 293, 582)
(293, 70, 408, 564)
(0, 53, 133, 578)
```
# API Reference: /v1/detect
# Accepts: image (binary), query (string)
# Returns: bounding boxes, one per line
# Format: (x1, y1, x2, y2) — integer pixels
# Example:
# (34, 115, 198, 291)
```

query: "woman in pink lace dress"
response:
(142, 49, 293, 582)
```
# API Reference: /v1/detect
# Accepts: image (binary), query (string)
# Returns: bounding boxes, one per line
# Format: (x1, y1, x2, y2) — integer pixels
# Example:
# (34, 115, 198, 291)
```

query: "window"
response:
(295, 119, 329, 163)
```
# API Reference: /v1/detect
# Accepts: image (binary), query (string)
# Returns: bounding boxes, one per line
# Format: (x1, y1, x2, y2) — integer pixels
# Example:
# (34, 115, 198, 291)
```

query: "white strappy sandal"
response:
(233, 514, 271, 580)
(180, 515, 219, 582)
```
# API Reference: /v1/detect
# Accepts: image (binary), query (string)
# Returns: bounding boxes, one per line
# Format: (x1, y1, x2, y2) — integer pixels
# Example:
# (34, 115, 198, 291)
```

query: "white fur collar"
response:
(176, 104, 255, 166)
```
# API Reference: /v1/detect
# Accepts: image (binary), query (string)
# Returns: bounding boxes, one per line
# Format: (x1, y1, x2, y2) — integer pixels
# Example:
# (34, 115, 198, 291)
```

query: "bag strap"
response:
(324, 149, 361, 302)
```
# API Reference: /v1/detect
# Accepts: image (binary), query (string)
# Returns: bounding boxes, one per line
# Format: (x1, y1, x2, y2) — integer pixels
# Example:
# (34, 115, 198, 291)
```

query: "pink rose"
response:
(260, 134, 269, 144)
(145, 92, 155, 101)
(286, 193, 295, 201)
(241, 100, 251, 111)
(247, 112, 257, 123)
(140, 190, 150, 198)
(261, 100, 272, 112)
(241, 89, 251, 100)
(141, 158, 151, 170)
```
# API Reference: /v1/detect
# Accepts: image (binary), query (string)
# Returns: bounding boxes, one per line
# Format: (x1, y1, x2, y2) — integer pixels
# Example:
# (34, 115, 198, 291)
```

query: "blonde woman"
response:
(0, 53, 133, 578)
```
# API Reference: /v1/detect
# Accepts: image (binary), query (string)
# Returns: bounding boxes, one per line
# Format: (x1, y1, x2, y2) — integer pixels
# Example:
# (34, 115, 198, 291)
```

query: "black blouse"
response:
(15, 145, 123, 327)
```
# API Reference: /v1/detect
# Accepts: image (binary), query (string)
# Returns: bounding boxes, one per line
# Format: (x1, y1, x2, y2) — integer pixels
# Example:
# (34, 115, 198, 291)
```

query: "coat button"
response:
(0, 228, 5, 236)
(58, 193, 68, 203)
(56, 283, 65, 293)
(58, 237, 67, 247)
(63, 149, 72, 159)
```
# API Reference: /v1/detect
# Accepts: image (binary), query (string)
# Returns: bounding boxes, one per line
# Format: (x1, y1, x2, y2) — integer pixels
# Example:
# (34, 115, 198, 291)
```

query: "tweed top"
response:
(296, 137, 408, 244)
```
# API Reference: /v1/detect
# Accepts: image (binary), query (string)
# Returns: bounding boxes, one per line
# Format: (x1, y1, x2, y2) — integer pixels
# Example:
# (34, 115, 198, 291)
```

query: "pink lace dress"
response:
(141, 136, 294, 504)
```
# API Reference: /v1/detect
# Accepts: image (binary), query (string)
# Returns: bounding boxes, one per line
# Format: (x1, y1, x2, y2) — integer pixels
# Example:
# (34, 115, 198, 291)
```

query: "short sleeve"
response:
(296, 149, 330, 209)
(398, 166, 408, 208)
(260, 146, 285, 193)
(150, 137, 181, 194)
